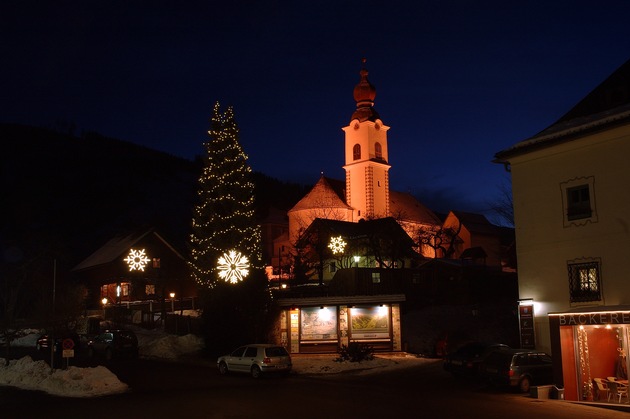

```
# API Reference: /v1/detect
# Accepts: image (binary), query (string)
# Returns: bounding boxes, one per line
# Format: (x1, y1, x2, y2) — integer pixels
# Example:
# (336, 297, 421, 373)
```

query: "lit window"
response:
(353, 144, 361, 160)
(372, 272, 381, 283)
(375, 142, 382, 159)
(568, 259, 601, 303)
(146, 284, 155, 295)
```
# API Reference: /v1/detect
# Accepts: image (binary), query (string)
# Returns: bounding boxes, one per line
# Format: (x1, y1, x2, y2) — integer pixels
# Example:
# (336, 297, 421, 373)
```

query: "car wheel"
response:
(519, 376, 532, 393)
(218, 362, 229, 375)
(251, 365, 262, 379)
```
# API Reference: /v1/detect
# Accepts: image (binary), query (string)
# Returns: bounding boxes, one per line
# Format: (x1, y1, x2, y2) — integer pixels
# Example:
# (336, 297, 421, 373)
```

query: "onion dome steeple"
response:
(351, 58, 380, 122)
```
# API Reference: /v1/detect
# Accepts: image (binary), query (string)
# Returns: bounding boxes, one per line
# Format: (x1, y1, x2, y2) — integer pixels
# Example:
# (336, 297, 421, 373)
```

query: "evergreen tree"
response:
(189, 102, 263, 289)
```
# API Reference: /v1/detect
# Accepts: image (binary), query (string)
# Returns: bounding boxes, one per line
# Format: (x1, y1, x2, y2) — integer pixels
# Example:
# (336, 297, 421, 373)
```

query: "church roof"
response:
(495, 58, 630, 161)
(389, 190, 441, 225)
(448, 210, 498, 235)
(288, 176, 351, 212)
(290, 176, 440, 227)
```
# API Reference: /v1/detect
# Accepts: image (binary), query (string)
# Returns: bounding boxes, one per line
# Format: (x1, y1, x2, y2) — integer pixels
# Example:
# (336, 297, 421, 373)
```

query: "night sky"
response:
(3, 1, 630, 220)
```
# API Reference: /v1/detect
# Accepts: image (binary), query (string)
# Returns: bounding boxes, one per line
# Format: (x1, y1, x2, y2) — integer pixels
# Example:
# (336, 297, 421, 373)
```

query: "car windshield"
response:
(265, 347, 289, 357)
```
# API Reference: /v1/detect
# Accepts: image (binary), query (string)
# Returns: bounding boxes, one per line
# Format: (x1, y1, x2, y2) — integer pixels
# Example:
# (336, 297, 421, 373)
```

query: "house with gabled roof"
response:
(71, 228, 197, 316)
(494, 57, 630, 402)
(441, 210, 503, 268)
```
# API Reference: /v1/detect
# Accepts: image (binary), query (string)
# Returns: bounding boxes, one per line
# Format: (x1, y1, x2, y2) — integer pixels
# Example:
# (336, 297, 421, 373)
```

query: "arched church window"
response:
(375, 142, 382, 159)
(353, 144, 361, 160)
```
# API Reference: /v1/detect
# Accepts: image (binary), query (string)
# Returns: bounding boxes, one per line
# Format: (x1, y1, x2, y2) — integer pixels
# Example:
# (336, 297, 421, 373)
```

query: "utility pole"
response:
(50, 259, 56, 372)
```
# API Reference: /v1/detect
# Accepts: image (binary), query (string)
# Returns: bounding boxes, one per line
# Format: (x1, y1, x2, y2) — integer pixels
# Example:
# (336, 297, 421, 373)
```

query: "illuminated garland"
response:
(189, 102, 263, 288)
(577, 326, 593, 401)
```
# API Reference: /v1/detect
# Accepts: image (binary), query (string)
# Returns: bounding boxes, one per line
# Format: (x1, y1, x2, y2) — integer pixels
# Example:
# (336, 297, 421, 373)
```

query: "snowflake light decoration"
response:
(124, 248, 151, 271)
(328, 236, 347, 254)
(217, 250, 250, 284)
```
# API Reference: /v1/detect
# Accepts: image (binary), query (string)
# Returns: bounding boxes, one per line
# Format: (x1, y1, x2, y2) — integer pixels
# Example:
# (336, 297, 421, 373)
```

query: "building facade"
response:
(494, 58, 630, 402)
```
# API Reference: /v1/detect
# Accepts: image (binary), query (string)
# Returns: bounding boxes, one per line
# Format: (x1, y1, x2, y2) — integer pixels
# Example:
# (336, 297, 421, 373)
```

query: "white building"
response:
(494, 58, 630, 402)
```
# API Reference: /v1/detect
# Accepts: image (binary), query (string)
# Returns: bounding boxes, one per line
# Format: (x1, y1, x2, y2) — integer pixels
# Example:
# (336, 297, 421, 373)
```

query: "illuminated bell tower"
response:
(342, 60, 391, 220)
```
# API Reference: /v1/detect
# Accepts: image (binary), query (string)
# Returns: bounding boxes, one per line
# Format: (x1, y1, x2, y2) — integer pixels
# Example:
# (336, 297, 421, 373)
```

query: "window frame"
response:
(567, 258, 602, 303)
(560, 176, 597, 227)
(375, 142, 382, 159)
(353, 144, 361, 160)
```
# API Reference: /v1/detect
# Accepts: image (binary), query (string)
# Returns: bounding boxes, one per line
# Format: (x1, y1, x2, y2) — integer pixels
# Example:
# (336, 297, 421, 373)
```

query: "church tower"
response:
(342, 60, 391, 220)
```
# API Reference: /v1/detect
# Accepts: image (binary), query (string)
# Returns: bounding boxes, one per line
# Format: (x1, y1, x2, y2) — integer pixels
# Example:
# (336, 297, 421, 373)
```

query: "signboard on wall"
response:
(519, 303, 536, 349)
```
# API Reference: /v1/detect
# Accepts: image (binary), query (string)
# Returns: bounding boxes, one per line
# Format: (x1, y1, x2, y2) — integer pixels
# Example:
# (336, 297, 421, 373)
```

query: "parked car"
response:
(479, 348, 554, 393)
(217, 344, 292, 378)
(443, 341, 510, 376)
(87, 330, 138, 360)
(36, 333, 81, 353)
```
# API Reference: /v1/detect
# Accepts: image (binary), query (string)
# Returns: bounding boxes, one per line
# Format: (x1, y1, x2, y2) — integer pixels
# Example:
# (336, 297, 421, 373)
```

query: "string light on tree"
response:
(217, 250, 250, 284)
(189, 102, 263, 288)
(328, 236, 347, 254)
(124, 249, 151, 271)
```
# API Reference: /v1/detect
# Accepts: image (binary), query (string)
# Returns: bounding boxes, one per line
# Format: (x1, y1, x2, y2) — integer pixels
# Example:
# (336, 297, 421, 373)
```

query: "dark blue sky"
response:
(3, 1, 630, 221)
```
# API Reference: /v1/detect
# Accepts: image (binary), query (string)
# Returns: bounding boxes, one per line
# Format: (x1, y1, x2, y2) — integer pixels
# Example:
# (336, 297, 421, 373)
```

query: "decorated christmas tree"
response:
(189, 102, 263, 289)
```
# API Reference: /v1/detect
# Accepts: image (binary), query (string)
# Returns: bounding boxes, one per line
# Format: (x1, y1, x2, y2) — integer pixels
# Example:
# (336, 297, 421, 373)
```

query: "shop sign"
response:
(518, 304, 535, 349)
(557, 311, 630, 326)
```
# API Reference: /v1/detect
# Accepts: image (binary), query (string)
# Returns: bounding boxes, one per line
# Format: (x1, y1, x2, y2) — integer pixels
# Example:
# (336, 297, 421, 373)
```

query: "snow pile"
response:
(0, 356, 129, 397)
(1, 329, 435, 397)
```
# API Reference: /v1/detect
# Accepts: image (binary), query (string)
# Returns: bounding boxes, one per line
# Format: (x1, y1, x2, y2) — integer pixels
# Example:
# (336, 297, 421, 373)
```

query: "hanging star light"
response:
(217, 250, 250, 284)
(328, 236, 347, 254)
(124, 248, 151, 271)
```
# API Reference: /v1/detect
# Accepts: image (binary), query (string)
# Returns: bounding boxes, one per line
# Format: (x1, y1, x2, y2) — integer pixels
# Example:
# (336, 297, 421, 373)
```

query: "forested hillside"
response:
(1, 123, 306, 278)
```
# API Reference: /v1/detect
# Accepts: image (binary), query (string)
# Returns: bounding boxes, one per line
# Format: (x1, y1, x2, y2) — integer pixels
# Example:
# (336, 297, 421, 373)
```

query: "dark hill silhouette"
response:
(2, 123, 306, 277)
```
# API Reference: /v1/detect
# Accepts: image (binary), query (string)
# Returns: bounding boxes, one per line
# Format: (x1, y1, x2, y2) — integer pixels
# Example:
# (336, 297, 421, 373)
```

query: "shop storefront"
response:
(276, 295, 404, 354)
(549, 306, 630, 403)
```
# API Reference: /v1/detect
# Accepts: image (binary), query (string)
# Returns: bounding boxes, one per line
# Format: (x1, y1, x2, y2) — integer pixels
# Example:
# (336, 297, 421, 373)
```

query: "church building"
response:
(271, 61, 441, 280)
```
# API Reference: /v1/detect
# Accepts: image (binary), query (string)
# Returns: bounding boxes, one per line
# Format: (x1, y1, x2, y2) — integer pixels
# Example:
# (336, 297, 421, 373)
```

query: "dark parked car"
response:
(443, 341, 510, 376)
(36, 333, 81, 353)
(217, 344, 292, 378)
(87, 330, 138, 360)
(479, 348, 554, 393)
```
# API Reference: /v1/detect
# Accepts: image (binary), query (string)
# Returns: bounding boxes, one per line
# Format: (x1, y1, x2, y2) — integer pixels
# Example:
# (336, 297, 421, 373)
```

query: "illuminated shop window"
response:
(568, 259, 601, 303)
(300, 307, 337, 341)
(350, 306, 390, 339)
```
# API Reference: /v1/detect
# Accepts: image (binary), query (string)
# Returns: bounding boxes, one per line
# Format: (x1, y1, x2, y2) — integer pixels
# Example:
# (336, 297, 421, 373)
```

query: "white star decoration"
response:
(124, 248, 151, 271)
(217, 250, 250, 283)
(328, 236, 347, 254)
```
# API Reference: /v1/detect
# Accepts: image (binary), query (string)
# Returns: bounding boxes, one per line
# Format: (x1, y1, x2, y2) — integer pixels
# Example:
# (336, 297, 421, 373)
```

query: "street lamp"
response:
(101, 297, 108, 318)
(169, 292, 175, 312)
